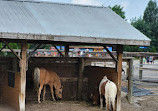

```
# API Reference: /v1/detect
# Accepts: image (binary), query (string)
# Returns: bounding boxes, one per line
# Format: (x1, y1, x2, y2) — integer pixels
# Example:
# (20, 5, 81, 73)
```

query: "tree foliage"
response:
(109, 5, 126, 19)
(131, 18, 151, 37)
(143, 0, 158, 51)
(143, 0, 158, 26)
(125, 0, 158, 52)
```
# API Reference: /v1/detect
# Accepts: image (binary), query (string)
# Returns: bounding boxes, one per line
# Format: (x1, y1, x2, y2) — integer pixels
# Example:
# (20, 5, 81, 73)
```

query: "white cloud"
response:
(120, 1, 129, 9)
(71, 0, 102, 6)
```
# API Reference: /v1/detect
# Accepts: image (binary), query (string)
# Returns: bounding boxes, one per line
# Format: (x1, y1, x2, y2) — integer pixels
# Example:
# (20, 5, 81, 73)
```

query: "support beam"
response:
(26, 44, 42, 70)
(52, 44, 64, 57)
(128, 58, 133, 104)
(0, 44, 6, 52)
(2, 40, 21, 60)
(103, 46, 117, 63)
(65, 45, 69, 57)
(77, 58, 84, 100)
(27, 44, 41, 60)
(116, 45, 123, 111)
(103, 46, 125, 73)
(19, 41, 27, 111)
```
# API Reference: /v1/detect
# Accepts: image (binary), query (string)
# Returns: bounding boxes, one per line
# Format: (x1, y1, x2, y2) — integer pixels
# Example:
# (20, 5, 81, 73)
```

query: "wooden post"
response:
(65, 45, 69, 57)
(116, 45, 123, 111)
(139, 56, 143, 80)
(128, 58, 133, 104)
(77, 58, 84, 100)
(19, 41, 27, 111)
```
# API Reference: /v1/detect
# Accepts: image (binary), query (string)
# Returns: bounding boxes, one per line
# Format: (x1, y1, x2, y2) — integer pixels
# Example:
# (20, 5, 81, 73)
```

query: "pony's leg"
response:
(38, 84, 43, 103)
(49, 85, 56, 101)
(100, 95, 103, 109)
(43, 85, 46, 102)
(112, 99, 116, 111)
(106, 97, 109, 111)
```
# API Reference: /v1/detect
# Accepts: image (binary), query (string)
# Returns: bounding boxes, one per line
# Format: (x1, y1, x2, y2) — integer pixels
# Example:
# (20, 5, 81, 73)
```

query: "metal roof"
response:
(0, 0, 150, 46)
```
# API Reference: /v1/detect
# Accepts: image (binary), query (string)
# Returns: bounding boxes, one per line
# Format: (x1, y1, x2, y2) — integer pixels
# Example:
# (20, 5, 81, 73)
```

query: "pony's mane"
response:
(54, 72, 62, 88)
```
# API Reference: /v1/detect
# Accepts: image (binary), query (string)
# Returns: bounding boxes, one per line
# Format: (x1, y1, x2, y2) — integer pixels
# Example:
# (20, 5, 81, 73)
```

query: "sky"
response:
(32, 0, 158, 22)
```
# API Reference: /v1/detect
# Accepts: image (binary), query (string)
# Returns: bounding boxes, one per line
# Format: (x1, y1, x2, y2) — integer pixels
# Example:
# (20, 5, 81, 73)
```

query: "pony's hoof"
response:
(38, 101, 41, 103)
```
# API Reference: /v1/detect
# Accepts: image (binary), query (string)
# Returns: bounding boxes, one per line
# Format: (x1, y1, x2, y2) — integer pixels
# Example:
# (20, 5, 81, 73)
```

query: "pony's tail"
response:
(33, 67, 40, 93)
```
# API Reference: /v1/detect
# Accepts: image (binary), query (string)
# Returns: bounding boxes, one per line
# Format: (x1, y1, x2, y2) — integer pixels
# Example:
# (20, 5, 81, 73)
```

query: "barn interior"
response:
(0, 0, 150, 111)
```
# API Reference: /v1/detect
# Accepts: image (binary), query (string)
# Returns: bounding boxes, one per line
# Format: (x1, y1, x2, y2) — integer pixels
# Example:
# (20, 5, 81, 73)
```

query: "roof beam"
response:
(0, 32, 150, 46)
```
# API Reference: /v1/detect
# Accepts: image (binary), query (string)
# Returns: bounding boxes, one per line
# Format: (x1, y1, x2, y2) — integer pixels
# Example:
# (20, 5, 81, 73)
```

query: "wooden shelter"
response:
(0, 1, 150, 111)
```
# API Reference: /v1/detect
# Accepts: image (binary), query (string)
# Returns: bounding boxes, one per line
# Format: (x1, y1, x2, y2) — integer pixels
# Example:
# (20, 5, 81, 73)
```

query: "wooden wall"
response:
(2, 72, 20, 111)
(0, 57, 13, 103)
(27, 57, 88, 101)
(0, 56, 120, 111)
(0, 57, 118, 105)
(84, 66, 117, 99)
(26, 57, 117, 101)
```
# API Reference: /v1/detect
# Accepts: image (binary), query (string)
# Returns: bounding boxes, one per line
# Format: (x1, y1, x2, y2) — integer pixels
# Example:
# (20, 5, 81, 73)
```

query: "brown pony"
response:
(33, 67, 63, 103)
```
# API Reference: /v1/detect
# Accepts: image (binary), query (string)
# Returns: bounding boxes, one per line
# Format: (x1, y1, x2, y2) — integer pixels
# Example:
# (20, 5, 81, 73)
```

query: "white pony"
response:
(99, 76, 117, 111)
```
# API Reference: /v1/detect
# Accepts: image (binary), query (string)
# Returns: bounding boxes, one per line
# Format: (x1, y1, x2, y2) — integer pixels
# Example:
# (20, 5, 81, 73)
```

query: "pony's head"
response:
(90, 89, 99, 105)
(55, 85, 63, 100)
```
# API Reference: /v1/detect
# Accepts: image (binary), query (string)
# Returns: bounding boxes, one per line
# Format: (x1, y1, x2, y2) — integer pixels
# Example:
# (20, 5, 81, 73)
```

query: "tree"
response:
(109, 5, 126, 19)
(130, 17, 156, 52)
(131, 17, 151, 37)
(126, 0, 158, 52)
(143, 0, 158, 51)
(143, 0, 158, 26)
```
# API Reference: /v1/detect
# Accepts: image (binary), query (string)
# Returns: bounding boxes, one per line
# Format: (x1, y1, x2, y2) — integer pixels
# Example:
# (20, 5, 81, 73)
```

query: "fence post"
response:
(126, 61, 129, 80)
(128, 58, 133, 104)
(139, 56, 143, 79)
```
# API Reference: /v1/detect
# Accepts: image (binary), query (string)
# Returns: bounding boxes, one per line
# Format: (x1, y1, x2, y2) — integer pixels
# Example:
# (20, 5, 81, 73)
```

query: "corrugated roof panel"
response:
(0, 1, 150, 46)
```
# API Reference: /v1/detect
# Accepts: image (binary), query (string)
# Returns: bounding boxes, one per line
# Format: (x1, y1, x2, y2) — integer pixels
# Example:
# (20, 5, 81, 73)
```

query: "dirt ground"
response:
(25, 79, 158, 111)
(24, 95, 158, 111)
(1, 95, 158, 111)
